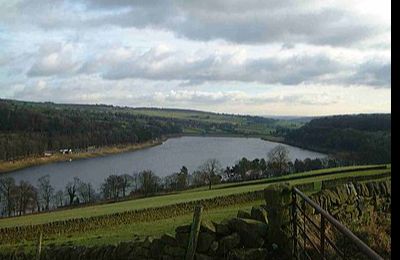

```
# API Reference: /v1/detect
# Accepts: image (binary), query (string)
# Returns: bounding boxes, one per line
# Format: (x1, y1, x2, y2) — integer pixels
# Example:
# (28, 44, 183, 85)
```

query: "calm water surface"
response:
(5, 136, 325, 190)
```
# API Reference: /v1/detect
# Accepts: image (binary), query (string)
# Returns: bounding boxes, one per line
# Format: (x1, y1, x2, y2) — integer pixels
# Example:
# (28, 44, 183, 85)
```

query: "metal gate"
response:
(291, 187, 383, 260)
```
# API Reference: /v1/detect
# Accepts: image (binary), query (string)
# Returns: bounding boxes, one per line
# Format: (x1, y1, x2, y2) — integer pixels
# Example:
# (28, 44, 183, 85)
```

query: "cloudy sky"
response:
(0, 0, 391, 116)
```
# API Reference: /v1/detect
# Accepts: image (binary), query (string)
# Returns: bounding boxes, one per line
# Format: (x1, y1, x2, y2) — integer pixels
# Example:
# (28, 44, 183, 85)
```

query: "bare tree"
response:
(38, 175, 54, 210)
(54, 190, 64, 208)
(65, 177, 80, 205)
(177, 166, 189, 190)
(77, 181, 95, 203)
(138, 170, 159, 196)
(31, 189, 40, 213)
(267, 145, 290, 176)
(0, 177, 16, 216)
(120, 174, 132, 197)
(15, 180, 36, 216)
(132, 171, 140, 192)
(101, 175, 124, 200)
(198, 159, 222, 190)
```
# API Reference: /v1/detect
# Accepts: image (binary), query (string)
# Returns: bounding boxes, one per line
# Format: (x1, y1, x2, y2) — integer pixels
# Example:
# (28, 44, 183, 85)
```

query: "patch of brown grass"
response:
(349, 211, 391, 259)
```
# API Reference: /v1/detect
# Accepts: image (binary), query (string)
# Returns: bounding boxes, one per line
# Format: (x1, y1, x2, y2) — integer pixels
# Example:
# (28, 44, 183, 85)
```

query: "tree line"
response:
(0, 145, 346, 218)
(281, 114, 391, 164)
(0, 100, 183, 161)
(0, 99, 281, 162)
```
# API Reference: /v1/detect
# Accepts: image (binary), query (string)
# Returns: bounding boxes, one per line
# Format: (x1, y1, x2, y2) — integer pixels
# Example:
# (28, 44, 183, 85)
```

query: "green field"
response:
(0, 165, 390, 229)
(0, 165, 390, 253)
(129, 108, 303, 137)
(0, 200, 264, 253)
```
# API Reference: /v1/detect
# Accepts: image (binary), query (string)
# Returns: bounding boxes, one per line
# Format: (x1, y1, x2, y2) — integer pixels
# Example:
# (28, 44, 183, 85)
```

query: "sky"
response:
(0, 0, 391, 116)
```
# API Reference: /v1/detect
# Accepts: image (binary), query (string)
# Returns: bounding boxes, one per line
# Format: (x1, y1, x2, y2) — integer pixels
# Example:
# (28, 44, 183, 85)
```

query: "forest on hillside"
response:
(281, 114, 391, 164)
(0, 100, 184, 161)
(0, 99, 285, 161)
(0, 99, 391, 165)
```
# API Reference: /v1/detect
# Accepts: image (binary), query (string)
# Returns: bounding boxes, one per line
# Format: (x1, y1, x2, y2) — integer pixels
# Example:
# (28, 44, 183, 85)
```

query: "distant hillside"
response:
(0, 99, 299, 162)
(304, 114, 390, 131)
(284, 114, 391, 164)
(0, 99, 183, 161)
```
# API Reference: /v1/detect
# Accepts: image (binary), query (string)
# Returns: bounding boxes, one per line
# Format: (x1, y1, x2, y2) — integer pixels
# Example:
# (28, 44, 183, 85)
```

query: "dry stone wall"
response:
(0, 191, 264, 244)
(309, 179, 391, 222)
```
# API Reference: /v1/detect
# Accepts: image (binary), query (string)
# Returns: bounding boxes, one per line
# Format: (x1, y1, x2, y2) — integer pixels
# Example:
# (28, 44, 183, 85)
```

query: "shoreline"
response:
(0, 133, 325, 174)
(0, 138, 167, 175)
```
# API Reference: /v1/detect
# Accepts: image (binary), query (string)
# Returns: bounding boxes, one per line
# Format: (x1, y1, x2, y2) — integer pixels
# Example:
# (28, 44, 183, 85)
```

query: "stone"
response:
(102, 245, 116, 260)
(195, 253, 213, 260)
(380, 182, 387, 195)
(208, 241, 219, 255)
(373, 182, 381, 195)
(346, 183, 358, 203)
(163, 245, 186, 257)
(131, 246, 149, 258)
(215, 222, 231, 236)
(149, 238, 164, 258)
(197, 232, 216, 253)
(229, 218, 268, 238)
(175, 232, 190, 248)
(237, 210, 251, 219)
(200, 220, 216, 234)
(90, 247, 105, 260)
(175, 224, 191, 233)
(385, 181, 391, 195)
(228, 248, 268, 260)
(366, 183, 376, 196)
(360, 183, 370, 197)
(336, 186, 349, 202)
(250, 206, 269, 224)
(161, 233, 178, 246)
(142, 236, 154, 248)
(218, 233, 241, 255)
(115, 242, 133, 258)
(133, 234, 141, 241)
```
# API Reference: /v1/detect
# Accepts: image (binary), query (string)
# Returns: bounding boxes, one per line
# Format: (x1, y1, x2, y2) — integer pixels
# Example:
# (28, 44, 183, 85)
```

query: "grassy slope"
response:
(0, 165, 390, 229)
(0, 165, 391, 252)
(129, 108, 302, 136)
(0, 200, 263, 253)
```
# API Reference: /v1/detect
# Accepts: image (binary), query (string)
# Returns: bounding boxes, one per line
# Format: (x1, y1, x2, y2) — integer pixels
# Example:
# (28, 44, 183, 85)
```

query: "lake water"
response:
(4, 136, 325, 191)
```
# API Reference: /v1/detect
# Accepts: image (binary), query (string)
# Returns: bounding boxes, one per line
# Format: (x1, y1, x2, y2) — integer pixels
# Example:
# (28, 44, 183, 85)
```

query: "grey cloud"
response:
(80, 48, 344, 86)
(7, 0, 386, 46)
(77, 45, 392, 88)
(171, 8, 376, 46)
(349, 61, 391, 87)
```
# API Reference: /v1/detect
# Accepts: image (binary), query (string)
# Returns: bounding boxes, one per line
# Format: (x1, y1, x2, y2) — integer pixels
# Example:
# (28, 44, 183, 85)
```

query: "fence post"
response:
(291, 189, 298, 259)
(185, 204, 203, 260)
(264, 184, 292, 259)
(35, 231, 43, 260)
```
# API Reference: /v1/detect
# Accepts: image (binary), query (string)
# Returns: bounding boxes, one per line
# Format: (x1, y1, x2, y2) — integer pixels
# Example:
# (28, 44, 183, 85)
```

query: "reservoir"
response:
(4, 136, 325, 191)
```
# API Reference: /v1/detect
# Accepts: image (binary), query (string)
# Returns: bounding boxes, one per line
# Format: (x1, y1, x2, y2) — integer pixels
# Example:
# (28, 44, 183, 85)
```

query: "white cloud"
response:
(0, 0, 391, 115)
(27, 42, 82, 77)
(74, 44, 390, 88)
